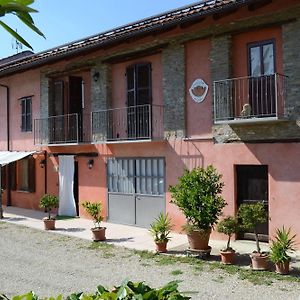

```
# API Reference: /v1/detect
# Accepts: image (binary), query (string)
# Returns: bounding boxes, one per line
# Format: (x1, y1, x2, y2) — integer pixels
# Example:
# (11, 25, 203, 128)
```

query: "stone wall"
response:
(162, 43, 185, 138)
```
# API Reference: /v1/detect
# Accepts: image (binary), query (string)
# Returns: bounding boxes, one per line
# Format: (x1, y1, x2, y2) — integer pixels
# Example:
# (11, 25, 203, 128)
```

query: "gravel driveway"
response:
(1, 221, 300, 299)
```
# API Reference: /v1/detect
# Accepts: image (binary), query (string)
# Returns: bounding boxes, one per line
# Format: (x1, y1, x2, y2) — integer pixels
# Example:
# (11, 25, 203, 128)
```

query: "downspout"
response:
(0, 84, 11, 206)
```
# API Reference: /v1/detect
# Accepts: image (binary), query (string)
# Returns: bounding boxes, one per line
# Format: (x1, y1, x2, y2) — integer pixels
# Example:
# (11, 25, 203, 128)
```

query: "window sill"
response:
(16, 190, 32, 194)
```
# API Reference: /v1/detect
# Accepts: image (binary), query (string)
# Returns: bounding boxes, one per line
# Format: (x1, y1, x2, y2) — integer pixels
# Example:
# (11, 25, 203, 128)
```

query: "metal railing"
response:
(92, 104, 164, 142)
(34, 113, 91, 145)
(214, 73, 288, 123)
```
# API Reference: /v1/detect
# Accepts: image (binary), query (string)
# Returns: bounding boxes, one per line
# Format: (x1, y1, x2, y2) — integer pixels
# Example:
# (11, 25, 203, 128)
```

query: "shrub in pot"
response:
(149, 213, 173, 253)
(238, 201, 268, 270)
(217, 216, 240, 264)
(39, 194, 59, 230)
(82, 201, 106, 241)
(169, 165, 227, 250)
(270, 226, 296, 275)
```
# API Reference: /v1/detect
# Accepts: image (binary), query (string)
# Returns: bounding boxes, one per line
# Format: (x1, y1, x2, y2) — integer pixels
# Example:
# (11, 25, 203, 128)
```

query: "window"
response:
(14, 157, 35, 192)
(20, 97, 32, 132)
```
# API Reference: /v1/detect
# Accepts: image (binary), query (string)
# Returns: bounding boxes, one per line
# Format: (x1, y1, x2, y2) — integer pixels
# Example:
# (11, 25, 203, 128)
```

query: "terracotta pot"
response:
(91, 227, 106, 241)
(250, 253, 269, 270)
(220, 250, 235, 265)
(187, 228, 211, 250)
(275, 261, 290, 275)
(155, 241, 168, 253)
(43, 218, 56, 230)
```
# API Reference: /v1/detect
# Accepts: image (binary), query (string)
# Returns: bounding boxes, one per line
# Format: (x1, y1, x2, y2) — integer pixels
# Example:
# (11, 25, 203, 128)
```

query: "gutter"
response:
(0, 83, 11, 207)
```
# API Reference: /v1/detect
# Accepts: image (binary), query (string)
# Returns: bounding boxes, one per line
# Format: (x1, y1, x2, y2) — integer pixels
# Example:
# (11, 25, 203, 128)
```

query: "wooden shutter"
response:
(1, 166, 6, 190)
(49, 80, 64, 116)
(28, 156, 36, 193)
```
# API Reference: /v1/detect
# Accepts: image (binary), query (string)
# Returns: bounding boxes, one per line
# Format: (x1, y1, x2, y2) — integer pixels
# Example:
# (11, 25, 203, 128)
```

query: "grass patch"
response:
(171, 269, 183, 276)
(87, 241, 115, 250)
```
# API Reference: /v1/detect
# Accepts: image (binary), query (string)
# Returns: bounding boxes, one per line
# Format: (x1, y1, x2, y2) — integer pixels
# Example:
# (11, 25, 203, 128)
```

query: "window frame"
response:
(14, 156, 36, 193)
(20, 96, 33, 132)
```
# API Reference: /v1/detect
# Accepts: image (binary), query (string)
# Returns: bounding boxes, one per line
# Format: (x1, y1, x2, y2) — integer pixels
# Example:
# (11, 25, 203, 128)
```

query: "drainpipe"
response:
(0, 84, 11, 208)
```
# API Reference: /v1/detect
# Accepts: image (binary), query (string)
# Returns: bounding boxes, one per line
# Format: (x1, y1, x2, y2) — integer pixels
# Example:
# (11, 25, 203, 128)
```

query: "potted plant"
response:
(217, 216, 240, 264)
(39, 194, 59, 230)
(169, 165, 227, 251)
(269, 226, 296, 275)
(149, 213, 173, 253)
(82, 201, 106, 241)
(238, 201, 268, 270)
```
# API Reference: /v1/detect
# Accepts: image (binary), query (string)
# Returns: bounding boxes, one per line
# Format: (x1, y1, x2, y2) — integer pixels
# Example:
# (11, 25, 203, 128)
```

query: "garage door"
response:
(107, 157, 165, 228)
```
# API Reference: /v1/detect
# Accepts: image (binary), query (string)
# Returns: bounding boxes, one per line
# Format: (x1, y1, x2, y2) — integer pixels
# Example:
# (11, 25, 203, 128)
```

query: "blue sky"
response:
(0, 0, 196, 59)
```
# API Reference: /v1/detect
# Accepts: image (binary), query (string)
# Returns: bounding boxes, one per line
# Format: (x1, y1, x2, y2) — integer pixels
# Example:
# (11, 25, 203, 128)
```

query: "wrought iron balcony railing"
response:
(214, 73, 288, 124)
(34, 113, 91, 145)
(92, 104, 164, 143)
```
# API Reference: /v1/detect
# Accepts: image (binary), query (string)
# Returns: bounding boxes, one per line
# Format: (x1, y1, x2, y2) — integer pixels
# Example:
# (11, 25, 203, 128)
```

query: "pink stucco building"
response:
(0, 0, 300, 244)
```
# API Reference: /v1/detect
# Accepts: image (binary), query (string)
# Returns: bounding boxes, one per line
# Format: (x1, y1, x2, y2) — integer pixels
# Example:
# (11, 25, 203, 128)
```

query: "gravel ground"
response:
(1, 221, 300, 299)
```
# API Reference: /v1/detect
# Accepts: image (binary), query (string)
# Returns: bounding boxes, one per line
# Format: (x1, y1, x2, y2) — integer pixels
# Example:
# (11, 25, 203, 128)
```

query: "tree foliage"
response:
(0, 0, 44, 50)
(169, 165, 227, 230)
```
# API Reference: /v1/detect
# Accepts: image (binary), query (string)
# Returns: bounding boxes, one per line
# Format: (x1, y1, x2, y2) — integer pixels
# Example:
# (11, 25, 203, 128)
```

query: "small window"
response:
(16, 157, 35, 192)
(20, 97, 32, 132)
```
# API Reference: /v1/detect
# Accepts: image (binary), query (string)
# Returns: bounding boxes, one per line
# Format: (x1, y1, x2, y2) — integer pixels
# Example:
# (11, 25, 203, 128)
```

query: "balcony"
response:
(92, 104, 164, 143)
(34, 113, 91, 145)
(214, 74, 288, 124)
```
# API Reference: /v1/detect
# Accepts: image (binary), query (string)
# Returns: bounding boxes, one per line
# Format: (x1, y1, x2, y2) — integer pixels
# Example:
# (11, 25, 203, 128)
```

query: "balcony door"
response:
(69, 76, 83, 142)
(126, 63, 152, 139)
(248, 41, 276, 117)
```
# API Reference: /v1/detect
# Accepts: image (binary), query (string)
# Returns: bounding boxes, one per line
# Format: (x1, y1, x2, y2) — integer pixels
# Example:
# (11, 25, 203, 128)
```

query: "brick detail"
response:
(162, 44, 185, 138)
(40, 74, 49, 119)
(91, 63, 111, 141)
(283, 19, 300, 119)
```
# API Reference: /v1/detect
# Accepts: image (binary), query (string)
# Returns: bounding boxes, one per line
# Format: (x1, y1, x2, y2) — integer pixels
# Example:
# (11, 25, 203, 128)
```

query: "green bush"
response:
(0, 280, 190, 300)
(169, 165, 226, 231)
(39, 194, 59, 220)
(270, 226, 296, 264)
(217, 216, 239, 251)
(238, 202, 267, 253)
(149, 213, 173, 243)
(82, 201, 103, 229)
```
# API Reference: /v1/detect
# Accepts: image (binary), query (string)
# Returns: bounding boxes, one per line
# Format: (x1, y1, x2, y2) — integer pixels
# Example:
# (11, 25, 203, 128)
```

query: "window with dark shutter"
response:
(20, 97, 32, 132)
(1, 166, 6, 190)
(10, 162, 16, 191)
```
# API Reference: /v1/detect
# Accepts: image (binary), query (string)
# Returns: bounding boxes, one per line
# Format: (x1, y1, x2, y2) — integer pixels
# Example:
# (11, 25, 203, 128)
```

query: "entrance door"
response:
(107, 158, 165, 228)
(248, 41, 276, 117)
(236, 165, 269, 241)
(126, 64, 151, 139)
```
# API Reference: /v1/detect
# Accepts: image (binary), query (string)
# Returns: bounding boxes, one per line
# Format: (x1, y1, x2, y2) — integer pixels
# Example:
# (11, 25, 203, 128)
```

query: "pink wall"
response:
(185, 39, 212, 139)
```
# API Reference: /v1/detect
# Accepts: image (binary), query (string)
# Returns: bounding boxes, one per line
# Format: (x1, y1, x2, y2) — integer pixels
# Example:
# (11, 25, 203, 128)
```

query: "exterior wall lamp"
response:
(93, 72, 100, 82)
(88, 159, 94, 169)
(39, 159, 46, 168)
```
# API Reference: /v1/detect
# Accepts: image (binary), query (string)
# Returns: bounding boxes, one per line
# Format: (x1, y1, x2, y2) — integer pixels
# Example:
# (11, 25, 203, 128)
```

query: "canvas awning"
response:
(0, 151, 36, 219)
(0, 151, 36, 166)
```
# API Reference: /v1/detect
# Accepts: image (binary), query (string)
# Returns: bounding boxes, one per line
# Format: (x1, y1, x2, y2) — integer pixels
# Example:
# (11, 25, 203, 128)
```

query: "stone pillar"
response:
(162, 43, 185, 139)
(91, 63, 111, 142)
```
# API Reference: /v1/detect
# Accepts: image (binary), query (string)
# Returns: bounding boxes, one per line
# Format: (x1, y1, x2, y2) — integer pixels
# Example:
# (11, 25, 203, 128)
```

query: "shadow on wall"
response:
(167, 139, 204, 174)
(245, 142, 300, 182)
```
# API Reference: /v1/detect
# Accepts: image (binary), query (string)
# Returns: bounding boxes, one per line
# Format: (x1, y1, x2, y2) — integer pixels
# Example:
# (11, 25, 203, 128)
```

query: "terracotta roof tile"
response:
(0, 0, 253, 75)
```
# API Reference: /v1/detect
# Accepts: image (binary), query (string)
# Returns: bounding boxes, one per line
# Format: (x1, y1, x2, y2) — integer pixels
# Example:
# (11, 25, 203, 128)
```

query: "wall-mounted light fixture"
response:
(39, 159, 46, 168)
(87, 159, 94, 169)
(93, 72, 100, 82)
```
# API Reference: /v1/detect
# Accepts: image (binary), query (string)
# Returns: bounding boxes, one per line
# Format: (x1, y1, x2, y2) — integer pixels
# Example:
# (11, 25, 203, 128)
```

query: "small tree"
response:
(82, 201, 103, 229)
(169, 165, 227, 231)
(217, 216, 240, 251)
(39, 194, 59, 220)
(238, 202, 268, 253)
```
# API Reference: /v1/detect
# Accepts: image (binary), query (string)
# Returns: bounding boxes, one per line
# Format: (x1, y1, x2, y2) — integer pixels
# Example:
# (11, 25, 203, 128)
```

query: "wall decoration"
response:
(189, 78, 209, 103)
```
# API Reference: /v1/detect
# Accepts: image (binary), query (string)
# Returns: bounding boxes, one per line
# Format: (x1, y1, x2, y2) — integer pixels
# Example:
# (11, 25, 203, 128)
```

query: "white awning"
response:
(0, 151, 36, 166)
